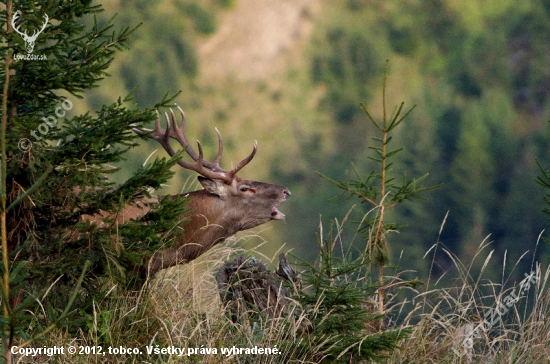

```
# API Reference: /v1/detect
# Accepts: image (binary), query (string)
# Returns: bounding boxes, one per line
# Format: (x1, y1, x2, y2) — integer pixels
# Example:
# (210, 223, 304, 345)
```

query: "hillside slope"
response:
(198, 0, 320, 80)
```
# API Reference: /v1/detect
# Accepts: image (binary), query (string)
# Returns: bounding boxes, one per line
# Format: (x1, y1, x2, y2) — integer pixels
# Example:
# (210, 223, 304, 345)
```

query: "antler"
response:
(12, 11, 27, 38)
(12, 12, 48, 40)
(31, 14, 49, 40)
(133, 107, 257, 184)
(12, 12, 48, 53)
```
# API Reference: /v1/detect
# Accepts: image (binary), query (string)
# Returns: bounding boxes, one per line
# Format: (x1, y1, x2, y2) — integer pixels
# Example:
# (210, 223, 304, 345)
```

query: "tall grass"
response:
(16, 220, 550, 363)
(386, 223, 550, 363)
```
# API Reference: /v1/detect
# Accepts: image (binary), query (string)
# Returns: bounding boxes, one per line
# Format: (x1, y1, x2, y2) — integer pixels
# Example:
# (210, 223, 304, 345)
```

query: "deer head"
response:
(12, 11, 49, 54)
(132, 107, 290, 275)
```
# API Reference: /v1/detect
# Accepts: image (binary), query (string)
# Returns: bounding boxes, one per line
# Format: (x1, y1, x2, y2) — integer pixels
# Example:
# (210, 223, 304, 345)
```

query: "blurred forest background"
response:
(75, 0, 550, 284)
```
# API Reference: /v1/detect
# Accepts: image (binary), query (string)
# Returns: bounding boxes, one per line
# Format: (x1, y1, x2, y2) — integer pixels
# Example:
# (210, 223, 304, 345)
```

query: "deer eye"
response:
(240, 187, 249, 192)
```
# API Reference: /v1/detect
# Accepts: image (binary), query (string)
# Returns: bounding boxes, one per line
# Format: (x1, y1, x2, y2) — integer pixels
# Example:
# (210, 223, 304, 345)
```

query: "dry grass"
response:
(25, 235, 314, 363)
(385, 229, 550, 364)
(18, 222, 550, 363)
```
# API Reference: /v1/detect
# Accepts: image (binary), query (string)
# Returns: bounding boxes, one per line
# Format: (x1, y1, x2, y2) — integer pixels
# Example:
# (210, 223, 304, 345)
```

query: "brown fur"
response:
(145, 178, 290, 275)
(84, 177, 290, 276)
(91, 107, 291, 275)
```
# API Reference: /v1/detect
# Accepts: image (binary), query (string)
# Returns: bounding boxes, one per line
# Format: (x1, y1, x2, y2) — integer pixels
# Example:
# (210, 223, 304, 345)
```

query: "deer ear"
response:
(198, 176, 228, 198)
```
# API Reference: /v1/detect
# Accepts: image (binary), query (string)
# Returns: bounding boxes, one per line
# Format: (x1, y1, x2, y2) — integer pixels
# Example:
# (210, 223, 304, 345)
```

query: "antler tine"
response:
(170, 117, 232, 182)
(132, 107, 236, 183)
(160, 111, 174, 147)
(168, 107, 195, 159)
(227, 141, 258, 179)
(40, 14, 49, 33)
(213, 127, 224, 169)
(30, 13, 48, 38)
(12, 11, 25, 36)
(195, 140, 205, 166)
(155, 109, 163, 134)
(153, 111, 177, 156)
(131, 110, 160, 136)
(157, 111, 221, 179)
(132, 110, 169, 142)
(172, 106, 227, 173)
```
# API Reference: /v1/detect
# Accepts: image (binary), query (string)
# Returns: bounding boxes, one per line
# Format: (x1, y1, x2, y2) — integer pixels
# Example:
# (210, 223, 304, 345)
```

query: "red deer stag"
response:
(130, 107, 290, 276)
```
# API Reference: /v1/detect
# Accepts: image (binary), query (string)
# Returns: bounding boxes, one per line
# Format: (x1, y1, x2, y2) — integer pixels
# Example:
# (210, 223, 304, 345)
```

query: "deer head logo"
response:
(12, 11, 49, 54)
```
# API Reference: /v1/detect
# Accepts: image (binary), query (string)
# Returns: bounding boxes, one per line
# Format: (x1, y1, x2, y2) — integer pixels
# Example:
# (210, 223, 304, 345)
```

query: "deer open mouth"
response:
(271, 207, 286, 220)
(271, 189, 291, 220)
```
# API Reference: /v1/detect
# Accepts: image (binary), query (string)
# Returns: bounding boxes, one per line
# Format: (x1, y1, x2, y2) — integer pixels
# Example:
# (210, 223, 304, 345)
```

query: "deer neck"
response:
(145, 189, 237, 275)
(181, 189, 239, 246)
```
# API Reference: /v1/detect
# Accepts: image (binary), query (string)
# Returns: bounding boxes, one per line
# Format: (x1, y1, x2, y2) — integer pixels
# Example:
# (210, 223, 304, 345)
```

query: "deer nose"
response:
(283, 189, 291, 199)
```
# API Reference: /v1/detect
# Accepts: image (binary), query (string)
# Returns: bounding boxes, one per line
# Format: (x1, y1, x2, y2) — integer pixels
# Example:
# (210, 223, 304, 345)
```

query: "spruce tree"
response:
(290, 221, 411, 363)
(0, 0, 187, 357)
(318, 64, 440, 314)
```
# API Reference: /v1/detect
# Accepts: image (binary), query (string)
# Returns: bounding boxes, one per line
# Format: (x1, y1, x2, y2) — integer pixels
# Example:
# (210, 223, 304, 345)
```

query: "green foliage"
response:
(318, 67, 440, 273)
(179, 2, 217, 34)
(86, 0, 227, 109)
(312, 27, 385, 125)
(217, 0, 234, 9)
(289, 221, 411, 363)
(280, 70, 440, 362)
(535, 156, 550, 249)
(279, 0, 550, 284)
(0, 0, 189, 357)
